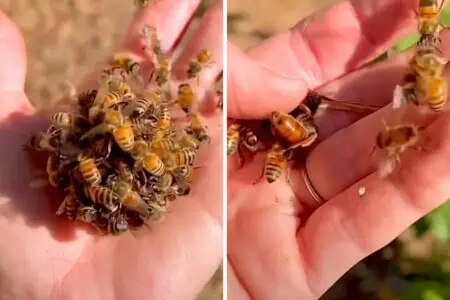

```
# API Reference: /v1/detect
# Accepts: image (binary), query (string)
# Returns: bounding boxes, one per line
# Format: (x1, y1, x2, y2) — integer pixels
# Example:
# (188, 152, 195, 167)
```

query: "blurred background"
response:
(229, 1, 450, 300)
(0, 0, 221, 299)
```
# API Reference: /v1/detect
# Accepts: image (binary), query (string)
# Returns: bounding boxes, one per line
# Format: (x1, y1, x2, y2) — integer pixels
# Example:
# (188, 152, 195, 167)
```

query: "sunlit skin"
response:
(228, 0, 450, 299)
(0, 0, 222, 299)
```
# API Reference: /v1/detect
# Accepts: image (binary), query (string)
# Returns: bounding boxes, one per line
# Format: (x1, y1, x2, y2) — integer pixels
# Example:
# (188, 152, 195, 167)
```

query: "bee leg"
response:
(252, 167, 265, 185)
(237, 143, 246, 168)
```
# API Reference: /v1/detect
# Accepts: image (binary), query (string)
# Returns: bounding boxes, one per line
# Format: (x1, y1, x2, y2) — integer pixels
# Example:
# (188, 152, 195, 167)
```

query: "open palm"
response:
(0, 1, 223, 299)
(228, 0, 450, 299)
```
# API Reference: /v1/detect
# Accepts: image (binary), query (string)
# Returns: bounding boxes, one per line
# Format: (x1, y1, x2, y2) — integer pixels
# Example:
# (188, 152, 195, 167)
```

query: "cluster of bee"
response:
(228, 0, 449, 184)
(227, 91, 381, 184)
(25, 24, 212, 235)
(376, 0, 447, 177)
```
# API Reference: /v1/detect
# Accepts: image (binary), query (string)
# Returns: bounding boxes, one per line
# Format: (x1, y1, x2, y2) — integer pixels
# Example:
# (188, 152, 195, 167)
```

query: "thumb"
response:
(228, 41, 307, 119)
(0, 10, 26, 92)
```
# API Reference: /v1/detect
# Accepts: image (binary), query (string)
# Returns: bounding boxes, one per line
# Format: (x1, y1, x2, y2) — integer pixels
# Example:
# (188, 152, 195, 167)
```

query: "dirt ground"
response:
(0, 0, 339, 299)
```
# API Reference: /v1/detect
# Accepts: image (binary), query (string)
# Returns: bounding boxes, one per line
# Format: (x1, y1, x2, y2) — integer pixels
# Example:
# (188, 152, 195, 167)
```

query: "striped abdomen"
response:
(87, 186, 120, 211)
(49, 112, 74, 128)
(174, 149, 196, 166)
(79, 158, 101, 186)
(143, 153, 165, 176)
(113, 125, 135, 152)
(426, 77, 448, 111)
(264, 151, 287, 184)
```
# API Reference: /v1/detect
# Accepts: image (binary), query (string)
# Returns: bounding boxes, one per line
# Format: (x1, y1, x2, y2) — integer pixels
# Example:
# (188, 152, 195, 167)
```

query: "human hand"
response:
(227, 0, 450, 298)
(0, 0, 222, 299)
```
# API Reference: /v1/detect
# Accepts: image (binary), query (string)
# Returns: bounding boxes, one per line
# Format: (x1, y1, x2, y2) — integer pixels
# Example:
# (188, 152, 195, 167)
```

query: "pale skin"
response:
(0, 0, 222, 299)
(228, 0, 450, 299)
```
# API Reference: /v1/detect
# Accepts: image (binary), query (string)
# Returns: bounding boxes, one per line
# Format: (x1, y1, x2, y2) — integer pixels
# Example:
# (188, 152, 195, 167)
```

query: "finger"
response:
(120, 0, 201, 54)
(76, 0, 200, 91)
(228, 42, 308, 119)
(173, 0, 223, 96)
(288, 29, 450, 207)
(247, 0, 416, 86)
(0, 10, 27, 92)
(298, 114, 450, 295)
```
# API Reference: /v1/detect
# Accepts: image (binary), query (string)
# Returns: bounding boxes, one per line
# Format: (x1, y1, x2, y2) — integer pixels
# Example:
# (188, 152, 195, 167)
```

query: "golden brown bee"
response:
(414, 49, 448, 111)
(130, 140, 149, 160)
(263, 143, 290, 184)
(49, 112, 88, 131)
(123, 91, 159, 118)
(187, 49, 213, 80)
(142, 152, 166, 176)
(187, 112, 210, 144)
(112, 125, 135, 152)
(155, 54, 171, 87)
(169, 148, 196, 167)
(177, 129, 200, 150)
(270, 111, 318, 150)
(152, 106, 171, 139)
(56, 187, 80, 219)
(106, 213, 129, 235)
(149, 138, 179, 157)
(152, 172, 173, 194)
(77, 89, 98, 117)
(130, 118, 157, 136)
(177, 83, 197, 113)
(227, 123, 241, 156)
(76, 206, 98, 224)
(99, 91, 123, 110)
(108, 53, 141, 79)
(46, 154, 63, 187)
(110, 180, 149, 217)
(86, 185, 121, 212)
(417, 0, 444, 47)
(375, 122, 421, 177)
(82, 109, 135, 152)
(108, 78, 134, 102)
(141, 24, 161, 56)
(78, 156, 102, 186)
(173, 165, 193, 186)
(25, 132, 57, 152)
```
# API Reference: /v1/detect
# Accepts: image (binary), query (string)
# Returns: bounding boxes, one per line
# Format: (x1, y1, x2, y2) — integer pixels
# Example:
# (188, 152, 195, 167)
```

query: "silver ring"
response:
(301, 163, 324, 205)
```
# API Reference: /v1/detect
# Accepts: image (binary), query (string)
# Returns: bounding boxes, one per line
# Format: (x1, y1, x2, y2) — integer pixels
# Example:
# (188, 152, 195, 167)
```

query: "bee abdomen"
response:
(79, 159, 101, 186)
(264, 162, 283, 183)
(143, 153, 165, 176)
(87, 186, 120, 211)
(113, 125, 135, 152)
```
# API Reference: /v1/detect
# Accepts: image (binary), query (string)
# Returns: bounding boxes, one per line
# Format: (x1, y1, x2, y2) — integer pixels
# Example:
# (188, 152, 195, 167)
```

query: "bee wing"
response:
(392, 85, 407, 110)
(122, 192, 150, 217)
(56, 198, 67, 216)
(377, 155, 397, 179)
(80, 124, 114, 141)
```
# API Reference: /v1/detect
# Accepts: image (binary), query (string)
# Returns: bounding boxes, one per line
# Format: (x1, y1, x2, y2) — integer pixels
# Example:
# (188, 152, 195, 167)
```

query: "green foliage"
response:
(439, 4, 450, 27)
(413, 201, 450, 243)
(396, 280, 450, 300)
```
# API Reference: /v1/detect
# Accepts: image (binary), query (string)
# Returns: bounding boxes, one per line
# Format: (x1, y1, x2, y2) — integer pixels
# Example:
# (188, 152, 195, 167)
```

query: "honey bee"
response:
(141, 24, 161, 56)
(56, 187, 80, 219)
(227, 123, 241, 156)
(105, 213, 129, 235)
(130, 118, 157, 137)
(142, 152, 166, 176)
(151, 172, 173, 194)
(86, 185, 121, 212)
(177, 129, 201, 150)
(417, 0, 444, 47)
(110, 180, 149, 216)
(187, 49, 213, 81)
(153, 54, 171, 87)
(165, 148, 196, 169)
(49, 112, 88, 132)
(375, 121, 421, 177)
(25, 131, 57, 152)
(270, 111, 318, 151)
(187, 112, 210, 145)
(46, 154, 66, 187)
(263, 143, 290, 184)
(108, 78, 134, 102)
(77, 89, 98, 117)
(149, 138, 179, 157)
(75, 206, 99, 224)
(123, 91, 160, 118)
(177, 83, 197, 113)
(173, 165, 193, 186)
(152, 106, 171, 139)
(107, 53, 141, 80)
(78, 156, 102, 186)
(82, 109, 135, 152)
(420, 76, 448, 111)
